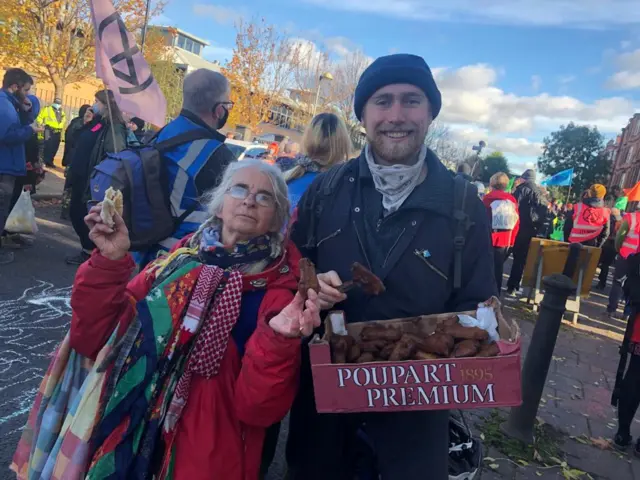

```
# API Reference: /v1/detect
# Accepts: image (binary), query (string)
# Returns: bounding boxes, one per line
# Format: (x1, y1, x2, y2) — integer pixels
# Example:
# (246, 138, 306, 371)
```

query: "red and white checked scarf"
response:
(164, 265, 243, 432)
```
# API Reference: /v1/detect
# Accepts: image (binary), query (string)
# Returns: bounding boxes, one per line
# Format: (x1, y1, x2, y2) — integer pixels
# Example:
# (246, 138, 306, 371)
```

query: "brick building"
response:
(609, 114, 640, 189)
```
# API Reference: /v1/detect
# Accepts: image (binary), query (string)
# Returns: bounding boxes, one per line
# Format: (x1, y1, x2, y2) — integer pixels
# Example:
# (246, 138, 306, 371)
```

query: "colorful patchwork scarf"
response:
(86, 232, 275, 479)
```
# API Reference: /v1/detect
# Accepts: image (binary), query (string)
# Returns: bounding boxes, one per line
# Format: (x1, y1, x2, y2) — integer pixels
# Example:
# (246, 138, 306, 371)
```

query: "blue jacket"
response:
(0, 90, 34, 176)
(287, 171, 317, 214)
(134, 110, 236, 267)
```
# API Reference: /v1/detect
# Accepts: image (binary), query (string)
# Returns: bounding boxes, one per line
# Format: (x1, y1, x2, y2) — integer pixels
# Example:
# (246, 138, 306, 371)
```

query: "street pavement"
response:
(0, 201, 637, 479)
(0, 200, 80, 472)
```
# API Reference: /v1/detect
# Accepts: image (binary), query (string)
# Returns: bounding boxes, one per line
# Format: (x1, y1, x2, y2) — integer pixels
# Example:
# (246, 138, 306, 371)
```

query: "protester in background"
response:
(613, 185, 629, 212)
(61, 104, 91, 168)
(597, 193, 623, 290)
(1, 93, 43, 249)
(129, 116, 146, 143)
(564, 184, 610, 248)
(0, 68, 42, 265)
(61, 106, 94, 220)
(37, 97, 66, 167)
(473, 181, 486, 198)
(65, 89, 127, 265)
(283, 113, 351, 213)
(605, 205, 640, 319)
(613, 253, 640, 453)
(286, 53, 497, 480)
(483, 172, 519, 294)
(506, 169, 547, 296)
(275, 141, 301, 172)
(133, 69, 237, 269)
(456, 162, 473, 182)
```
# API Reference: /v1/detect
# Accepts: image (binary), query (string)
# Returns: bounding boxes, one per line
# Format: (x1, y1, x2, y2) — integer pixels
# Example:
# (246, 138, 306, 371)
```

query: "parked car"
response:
(225, 140, 270, 161)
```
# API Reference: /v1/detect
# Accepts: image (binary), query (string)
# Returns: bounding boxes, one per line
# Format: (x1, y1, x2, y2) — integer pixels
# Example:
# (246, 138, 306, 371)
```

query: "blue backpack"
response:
(89, 129, 215, 251)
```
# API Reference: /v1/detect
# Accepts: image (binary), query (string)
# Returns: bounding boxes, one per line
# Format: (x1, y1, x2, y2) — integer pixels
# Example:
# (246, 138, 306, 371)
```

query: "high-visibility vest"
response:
(620, 212, 640, 259)
(568, 202, 610, 244)
(37, 106, 66, 132)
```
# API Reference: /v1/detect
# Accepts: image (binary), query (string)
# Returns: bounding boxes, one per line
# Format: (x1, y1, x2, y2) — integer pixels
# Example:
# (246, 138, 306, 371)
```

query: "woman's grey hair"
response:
(190, 160, 291, 257)
(182, 69, 230, 115)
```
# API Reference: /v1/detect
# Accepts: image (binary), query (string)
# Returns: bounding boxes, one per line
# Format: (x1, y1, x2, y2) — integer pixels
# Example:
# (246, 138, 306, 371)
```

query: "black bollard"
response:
(501, 273, 576, 444)
(562, 243, 583, 278)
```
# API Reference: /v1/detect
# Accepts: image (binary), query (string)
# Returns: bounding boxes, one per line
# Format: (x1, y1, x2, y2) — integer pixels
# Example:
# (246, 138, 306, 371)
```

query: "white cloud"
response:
(324, 37, 353, 57)
(606, 48, 640, 89)
(447, 126, 543, 157)
(202, 45, 234, 63)
(558, 75, 576, 84)
(192, 4, 244, 25)
(301, 0, 640, 28)
(531, 75, 541, 92)
(433, 63, 636, 137)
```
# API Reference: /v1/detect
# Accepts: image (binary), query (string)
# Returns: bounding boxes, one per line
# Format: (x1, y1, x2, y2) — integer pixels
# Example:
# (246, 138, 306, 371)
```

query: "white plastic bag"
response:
(458, 303, 499, 343)
(5, 190, 38, 234)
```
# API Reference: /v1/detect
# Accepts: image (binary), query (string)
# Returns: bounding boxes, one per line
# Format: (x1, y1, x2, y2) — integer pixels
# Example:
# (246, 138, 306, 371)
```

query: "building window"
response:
(185, 38, 193, 52)
(629, 145, 636, 164)
(193, 43, 201, 55)
(177, 35, 186, 49)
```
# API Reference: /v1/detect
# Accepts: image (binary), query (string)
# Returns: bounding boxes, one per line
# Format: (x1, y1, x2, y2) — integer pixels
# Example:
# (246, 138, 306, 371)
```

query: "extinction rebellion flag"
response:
(89, 0, 167, 126)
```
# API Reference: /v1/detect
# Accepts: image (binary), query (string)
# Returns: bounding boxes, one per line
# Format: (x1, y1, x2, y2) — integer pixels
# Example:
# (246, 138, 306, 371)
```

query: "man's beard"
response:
(370, 133, 424, 165)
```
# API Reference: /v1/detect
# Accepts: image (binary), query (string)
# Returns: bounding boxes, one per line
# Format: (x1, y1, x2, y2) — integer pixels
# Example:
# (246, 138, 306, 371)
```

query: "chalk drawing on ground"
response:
(0, 281, 72, 432)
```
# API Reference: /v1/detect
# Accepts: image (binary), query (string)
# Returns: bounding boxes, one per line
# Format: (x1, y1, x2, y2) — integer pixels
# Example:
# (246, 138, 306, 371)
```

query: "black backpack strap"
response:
(452, 176, 475, 290)
(154, 129, 216, 153)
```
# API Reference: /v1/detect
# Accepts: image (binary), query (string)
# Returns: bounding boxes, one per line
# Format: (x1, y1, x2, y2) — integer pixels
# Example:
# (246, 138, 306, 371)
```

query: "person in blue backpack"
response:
(132, 68, 237, 268)
(65, 89, 127, 265)
(283, 113, 351, 214)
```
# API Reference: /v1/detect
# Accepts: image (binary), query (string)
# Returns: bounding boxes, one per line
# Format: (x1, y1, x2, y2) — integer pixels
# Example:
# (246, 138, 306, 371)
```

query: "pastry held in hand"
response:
(101, 187, 123, 228)
(338, 263, 386, 295)
(298, 258, 320, 301)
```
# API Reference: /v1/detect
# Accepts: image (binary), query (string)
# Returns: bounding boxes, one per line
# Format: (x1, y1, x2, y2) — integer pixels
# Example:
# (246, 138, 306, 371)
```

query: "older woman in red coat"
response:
(15, 160, 320, 480)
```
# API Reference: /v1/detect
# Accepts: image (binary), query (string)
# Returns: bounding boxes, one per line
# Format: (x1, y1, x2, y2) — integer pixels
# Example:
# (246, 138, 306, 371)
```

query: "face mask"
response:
(52, 103, 61, 109)
(92, 102, 101, 114)
(216, 105, 229, 130)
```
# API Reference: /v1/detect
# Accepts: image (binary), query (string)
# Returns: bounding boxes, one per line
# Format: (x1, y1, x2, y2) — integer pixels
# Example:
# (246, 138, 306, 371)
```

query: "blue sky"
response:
(155, 0, 640, 172)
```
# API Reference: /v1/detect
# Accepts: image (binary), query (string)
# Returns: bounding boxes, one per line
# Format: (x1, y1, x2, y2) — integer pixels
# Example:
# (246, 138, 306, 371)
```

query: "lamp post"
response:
(313, 72, 334, 117)
(470, 140, 486, 177)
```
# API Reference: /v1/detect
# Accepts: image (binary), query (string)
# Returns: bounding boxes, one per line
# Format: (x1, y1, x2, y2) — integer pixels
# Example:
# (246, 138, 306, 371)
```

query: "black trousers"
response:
(618, 353, 640, 437)
(507, 229, 535, 291)
(493, 247, 509, 293)
(69, 183, 94, 251)
(286, 344, 449, 480)
(43, 130, 61, 166)
(599, 241, 617, 286)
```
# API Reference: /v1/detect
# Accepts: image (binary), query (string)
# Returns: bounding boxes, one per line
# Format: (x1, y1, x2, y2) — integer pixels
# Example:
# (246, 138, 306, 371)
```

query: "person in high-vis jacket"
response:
(606, 207, 640, 318)
(37, 97, 66, 167)
(564, 184, 610, 248)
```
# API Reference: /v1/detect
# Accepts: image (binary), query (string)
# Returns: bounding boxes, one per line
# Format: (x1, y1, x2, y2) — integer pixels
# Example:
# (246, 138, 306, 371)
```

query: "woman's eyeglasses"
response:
(226, 184, 275, 207)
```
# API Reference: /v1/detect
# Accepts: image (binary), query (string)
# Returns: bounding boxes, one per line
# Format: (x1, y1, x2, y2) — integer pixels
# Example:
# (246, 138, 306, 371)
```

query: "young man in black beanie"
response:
(286, 53, 496, 479)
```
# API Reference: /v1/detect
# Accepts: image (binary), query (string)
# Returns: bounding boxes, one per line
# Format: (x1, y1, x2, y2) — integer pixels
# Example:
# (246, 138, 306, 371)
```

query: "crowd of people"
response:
(2, 49, 640, 479)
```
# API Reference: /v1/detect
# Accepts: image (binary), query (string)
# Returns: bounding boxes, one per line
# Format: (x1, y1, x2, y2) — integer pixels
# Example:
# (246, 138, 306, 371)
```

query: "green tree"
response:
(538, 122, 609, 197)
(480, 151, 511, 183)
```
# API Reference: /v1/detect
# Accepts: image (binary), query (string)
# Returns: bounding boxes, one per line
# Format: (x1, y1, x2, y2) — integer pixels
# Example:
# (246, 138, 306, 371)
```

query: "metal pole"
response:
(562, 242, 582, 277)
(312, 79, 322, 118)
(501, 273, 576, 444)
(140, 0, 152, 52)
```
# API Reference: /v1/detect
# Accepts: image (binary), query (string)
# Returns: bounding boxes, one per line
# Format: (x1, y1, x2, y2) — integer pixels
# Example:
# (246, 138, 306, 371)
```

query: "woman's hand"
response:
(269, 289, 321, 338)
(85, 204, 131, 261)
(317, 271, 348, 310)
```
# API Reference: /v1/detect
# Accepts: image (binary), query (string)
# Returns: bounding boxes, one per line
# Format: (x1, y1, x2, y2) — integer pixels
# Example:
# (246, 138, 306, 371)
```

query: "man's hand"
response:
(317, 271, 348, 310)
(269, 289, 321, 337)
(30, 123, 44, 133)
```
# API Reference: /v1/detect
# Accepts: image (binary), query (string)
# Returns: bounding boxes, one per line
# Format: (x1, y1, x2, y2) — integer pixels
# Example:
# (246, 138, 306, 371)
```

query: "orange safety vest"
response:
(568, 202, 610, 244)
(620, 212, 640, 259)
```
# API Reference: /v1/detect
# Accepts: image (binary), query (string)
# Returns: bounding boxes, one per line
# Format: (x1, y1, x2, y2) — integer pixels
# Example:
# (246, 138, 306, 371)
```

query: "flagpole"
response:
(140, 0, 152, 52)
(103, 84, 120, 153)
